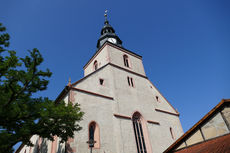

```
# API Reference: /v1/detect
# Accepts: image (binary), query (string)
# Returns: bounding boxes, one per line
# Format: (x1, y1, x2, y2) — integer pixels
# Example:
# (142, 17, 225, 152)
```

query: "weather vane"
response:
(104, 10, 108, 22)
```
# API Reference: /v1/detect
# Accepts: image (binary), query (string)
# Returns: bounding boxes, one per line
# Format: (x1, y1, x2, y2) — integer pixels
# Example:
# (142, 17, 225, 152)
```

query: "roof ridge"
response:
(164, 99, 230, 153)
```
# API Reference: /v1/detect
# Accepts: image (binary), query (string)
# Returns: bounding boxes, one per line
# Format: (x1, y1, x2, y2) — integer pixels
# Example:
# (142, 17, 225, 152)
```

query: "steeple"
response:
(96, 10, 122, 49)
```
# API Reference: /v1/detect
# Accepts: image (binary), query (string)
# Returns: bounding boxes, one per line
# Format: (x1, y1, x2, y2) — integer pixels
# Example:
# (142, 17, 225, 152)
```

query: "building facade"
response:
(18, 16, 183, 153)
(164, 99, 230, 153)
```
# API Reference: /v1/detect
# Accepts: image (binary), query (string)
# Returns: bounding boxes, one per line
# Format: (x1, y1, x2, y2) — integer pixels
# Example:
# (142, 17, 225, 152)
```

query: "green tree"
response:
(0, 23, 84, 153)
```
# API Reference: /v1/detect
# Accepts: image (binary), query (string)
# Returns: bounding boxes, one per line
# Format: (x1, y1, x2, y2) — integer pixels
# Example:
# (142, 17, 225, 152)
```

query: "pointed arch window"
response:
(123, 55, 130, 67)
(88, 121, 100, 148)
(132, 112, 147, 153)
(94, 61, 98, 70)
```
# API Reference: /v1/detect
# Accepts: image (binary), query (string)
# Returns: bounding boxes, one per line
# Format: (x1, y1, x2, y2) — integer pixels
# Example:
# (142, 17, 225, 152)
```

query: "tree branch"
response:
(4, 59, 37, 107)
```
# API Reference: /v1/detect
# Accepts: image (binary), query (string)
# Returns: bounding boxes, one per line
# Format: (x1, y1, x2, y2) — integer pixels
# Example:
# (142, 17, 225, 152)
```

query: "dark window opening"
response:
(89, 124, 95, 140)
(88, 122, 100, 148)
(170, 127, 174, 140)
(123, 55, 130, 67)
(94, 61, 98, 70)
(127, 77, 134, 87)
(127, 77, 130, 86)
(130, 78, 134, 87)
(99, 79, 104, 85)
(156, 96, 159, 102)
(89, 123, 96, 147)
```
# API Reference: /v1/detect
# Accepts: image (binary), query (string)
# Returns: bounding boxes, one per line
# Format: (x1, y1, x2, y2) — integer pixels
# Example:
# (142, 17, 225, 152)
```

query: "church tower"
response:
(18, 12, 183, 153)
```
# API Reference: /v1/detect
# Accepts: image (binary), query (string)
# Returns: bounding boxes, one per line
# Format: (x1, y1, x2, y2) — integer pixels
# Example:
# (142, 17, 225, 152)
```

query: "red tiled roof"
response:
(164, 99, 230, 153)
(175, 133, 230, 153)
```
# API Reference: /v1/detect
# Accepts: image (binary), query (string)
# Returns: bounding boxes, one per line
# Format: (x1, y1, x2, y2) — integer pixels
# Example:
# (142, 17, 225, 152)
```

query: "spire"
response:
(96, 10, 122, 49)
(67, 77, 71, 87)
(104, 10, 109, 24)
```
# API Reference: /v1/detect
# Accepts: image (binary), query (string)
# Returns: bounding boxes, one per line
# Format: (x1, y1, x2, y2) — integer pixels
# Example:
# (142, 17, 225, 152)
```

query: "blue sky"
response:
(1, 0, 230, 150)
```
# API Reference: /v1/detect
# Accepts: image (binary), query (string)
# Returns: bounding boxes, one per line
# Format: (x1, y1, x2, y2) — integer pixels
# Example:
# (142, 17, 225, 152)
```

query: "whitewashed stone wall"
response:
(19, 43, 183, 153)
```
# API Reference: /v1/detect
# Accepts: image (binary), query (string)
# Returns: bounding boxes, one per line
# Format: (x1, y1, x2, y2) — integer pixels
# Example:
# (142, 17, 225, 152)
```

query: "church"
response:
(18, 13, 184, 153)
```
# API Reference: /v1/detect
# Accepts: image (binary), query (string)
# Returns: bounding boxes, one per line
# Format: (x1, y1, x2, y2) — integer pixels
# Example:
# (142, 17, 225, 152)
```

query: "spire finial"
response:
(104, 10, 108, 24)
(68, 77, 71, 86)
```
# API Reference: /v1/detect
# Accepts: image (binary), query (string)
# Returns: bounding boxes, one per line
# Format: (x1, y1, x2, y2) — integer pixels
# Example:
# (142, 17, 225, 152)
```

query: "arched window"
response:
(123, 55, 130, 67)
(94, 61, 98, 70)
(170, 127, 174, 140)
(88, 121, 100, 148)
(132, 112, 147, 153)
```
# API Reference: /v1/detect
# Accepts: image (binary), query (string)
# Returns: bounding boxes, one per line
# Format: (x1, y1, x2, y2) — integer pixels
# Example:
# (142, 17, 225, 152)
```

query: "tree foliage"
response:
(0, 23, 84, 153)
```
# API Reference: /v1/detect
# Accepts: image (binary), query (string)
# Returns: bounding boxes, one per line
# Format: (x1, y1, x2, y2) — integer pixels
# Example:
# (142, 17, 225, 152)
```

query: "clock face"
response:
(108, 38, 117, 44)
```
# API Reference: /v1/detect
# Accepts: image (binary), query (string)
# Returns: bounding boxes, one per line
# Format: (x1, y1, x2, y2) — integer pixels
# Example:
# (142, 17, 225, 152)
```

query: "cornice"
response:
(71, 87, 114, 100)
(147, 120, 160, 125)
(155, 108, 180, 116)
(114, 114, 160, 125)
(114, 114, 132, 119)
(83, 41, 142, 70)
(72, 63, 109, 86)
(109, 63, 147, 79)
(72, 62, 147, 87)
(148, 79, 179, 114)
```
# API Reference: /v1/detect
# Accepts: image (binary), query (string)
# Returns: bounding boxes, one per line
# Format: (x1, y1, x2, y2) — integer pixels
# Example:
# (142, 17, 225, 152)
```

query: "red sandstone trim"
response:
(71, 76, 87, 86)
(123, 53, 132, 69)
(107, 42, 142, 59)
(132, 111, 153, 153)
(72, 62, 147, 87)
(83, 41, 142, 70)
(155, 108, 180, 116)
(88, 121, 100, 149)
(83, 42, 142, 69)
(93, 60, 98, 71)
(147, 120, 160, 125)
(71, 87, 114, 100)
(109, 63, 147, 79)
(84, 44, 107, 69)
(72, 63, 109, 86)
(148, 80, 179, 114)
(114, 114, 132, 119)
(55, 86, 70, 103)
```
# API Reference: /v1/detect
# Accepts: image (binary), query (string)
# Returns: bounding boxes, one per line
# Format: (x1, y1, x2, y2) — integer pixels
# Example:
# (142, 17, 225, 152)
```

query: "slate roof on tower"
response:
(96, 11, 122, 49)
